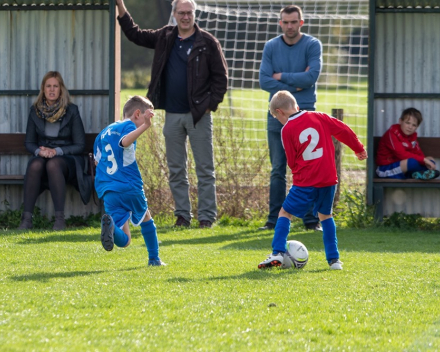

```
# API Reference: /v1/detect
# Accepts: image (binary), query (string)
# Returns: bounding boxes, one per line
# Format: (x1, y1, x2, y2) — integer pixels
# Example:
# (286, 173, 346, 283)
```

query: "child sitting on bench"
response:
(376, 107, 440, 180)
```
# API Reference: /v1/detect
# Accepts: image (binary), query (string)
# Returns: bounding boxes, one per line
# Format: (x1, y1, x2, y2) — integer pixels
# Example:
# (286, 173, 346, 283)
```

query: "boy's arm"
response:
(93, 132, 101, 164)
(382, 132, 425, 164)
(121, 110, 153, 148)
(326, 115, 366, 155)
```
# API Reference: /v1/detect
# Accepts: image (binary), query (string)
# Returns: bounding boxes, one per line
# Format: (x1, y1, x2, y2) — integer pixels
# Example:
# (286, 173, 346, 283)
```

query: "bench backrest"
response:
(0, 133, 98, 156)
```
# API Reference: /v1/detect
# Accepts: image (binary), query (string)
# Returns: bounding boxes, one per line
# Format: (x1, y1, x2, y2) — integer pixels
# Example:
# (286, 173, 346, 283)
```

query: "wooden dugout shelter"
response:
(0, 0, 120, 217)
(367, 0, 440, 219)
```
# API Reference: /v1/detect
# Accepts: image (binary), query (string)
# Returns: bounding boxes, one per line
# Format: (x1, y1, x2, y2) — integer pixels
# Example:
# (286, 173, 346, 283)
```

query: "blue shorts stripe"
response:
(376, 162, 405, 179)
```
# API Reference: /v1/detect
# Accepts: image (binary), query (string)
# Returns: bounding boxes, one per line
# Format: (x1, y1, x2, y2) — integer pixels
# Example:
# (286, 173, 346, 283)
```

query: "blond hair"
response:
(269, 90, 297, 117)
(34, 71, 70, 109)
(123, 96, 154, 118)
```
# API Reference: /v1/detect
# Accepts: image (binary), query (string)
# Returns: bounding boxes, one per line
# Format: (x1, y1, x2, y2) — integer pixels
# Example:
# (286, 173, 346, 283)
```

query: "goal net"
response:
(171, 0, 369, 188)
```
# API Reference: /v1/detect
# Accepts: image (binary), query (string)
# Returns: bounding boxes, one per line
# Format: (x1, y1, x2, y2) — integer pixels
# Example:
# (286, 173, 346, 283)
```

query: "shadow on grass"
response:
(160, 229, 265, 247)
(15, 232, 98, 244)
(167, 267, 331, 283)
(220, 229, 440, 254)
(9, 266, 142, 282)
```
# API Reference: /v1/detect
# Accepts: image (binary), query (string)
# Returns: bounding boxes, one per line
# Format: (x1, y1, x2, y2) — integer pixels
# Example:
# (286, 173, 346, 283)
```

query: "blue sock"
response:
(140, 219, 159, 261)
(407, 158, 427, 174)
(271, 217, 291, 254)
(114, 226, 129, 247)
(321, 217, 339, 264)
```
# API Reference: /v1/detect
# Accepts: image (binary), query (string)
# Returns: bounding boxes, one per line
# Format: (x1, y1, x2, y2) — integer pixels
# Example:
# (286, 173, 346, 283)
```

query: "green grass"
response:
(1, 223, 440, 351)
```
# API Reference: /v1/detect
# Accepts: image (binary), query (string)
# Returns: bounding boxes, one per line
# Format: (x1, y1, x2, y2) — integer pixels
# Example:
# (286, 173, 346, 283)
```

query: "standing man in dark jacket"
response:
(115, 0, 228, 228)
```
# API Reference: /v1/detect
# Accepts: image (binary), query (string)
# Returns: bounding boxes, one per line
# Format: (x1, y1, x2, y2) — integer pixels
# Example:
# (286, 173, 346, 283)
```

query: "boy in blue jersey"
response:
(94, 95, 165, 266)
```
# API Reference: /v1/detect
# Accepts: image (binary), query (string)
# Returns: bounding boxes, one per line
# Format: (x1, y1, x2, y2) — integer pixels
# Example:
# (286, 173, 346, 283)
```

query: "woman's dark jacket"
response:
(118, 12, 228, 126)
(24, 103, 91, 204)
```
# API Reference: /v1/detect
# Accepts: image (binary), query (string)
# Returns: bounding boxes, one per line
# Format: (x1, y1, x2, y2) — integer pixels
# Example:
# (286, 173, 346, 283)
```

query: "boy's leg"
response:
(258, 210, 292, 269)
(138, 209, 165, 266)
(406, 158, 439, 179)
(316, 186, 342, 270)
(320, 216, 340, 265)
(101, 215, 130, 250)
(258, 186, 314, 269)
(114, 221, 130, 247)
(101, 192, 131, 251)
(140, 216, 165, 266)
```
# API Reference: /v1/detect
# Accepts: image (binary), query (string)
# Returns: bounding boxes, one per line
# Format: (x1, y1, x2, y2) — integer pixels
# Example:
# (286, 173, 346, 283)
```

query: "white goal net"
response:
(172, 0, 369, 187)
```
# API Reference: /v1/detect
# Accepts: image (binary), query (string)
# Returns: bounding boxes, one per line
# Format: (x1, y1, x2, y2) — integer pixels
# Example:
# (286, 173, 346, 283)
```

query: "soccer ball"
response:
(284, 240, 309, 269)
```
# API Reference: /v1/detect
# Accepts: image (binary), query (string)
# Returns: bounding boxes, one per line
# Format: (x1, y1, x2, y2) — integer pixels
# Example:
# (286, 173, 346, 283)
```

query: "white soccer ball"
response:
(285, 240, 309, 269)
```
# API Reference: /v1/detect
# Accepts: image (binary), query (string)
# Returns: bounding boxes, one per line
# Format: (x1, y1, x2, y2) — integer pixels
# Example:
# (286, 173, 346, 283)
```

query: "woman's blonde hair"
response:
(34, 71, 71, 109)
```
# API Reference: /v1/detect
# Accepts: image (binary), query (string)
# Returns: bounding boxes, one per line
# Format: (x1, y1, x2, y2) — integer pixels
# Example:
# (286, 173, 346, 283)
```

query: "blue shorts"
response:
(376, 162, 405, 179)
(282, 185, 336, 218)
(103, 190, 149, 228)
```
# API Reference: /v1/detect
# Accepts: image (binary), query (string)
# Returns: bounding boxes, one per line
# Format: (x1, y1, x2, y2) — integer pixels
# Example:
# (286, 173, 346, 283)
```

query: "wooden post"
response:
(332, 109, 343, 205)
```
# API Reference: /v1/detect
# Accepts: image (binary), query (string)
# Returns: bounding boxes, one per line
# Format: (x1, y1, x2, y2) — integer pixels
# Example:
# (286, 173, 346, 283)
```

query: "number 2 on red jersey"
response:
(299, 128, 323, 161)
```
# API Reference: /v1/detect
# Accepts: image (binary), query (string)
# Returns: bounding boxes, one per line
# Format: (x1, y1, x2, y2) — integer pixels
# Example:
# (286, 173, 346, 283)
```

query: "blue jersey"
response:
(93, 120, 143, 198)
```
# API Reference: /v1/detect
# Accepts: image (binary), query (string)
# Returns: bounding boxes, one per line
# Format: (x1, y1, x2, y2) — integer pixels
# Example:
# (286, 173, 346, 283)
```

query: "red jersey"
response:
(281, 111, 365, 187)
(376, 124, 425, 166)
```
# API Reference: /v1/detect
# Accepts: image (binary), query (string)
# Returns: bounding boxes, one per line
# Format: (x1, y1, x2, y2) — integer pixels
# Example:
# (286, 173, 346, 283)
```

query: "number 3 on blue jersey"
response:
(104, 144, 118, 174)
(299, 128, 323, 161)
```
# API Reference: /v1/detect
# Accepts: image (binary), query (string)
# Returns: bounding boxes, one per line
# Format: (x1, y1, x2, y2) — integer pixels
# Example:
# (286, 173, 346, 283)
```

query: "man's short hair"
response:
(123, 96, 154, 118)
(400, 107, 423, 126)
(280, 5, 303, 20)
(269, 91, 297, 117)
(171, 0, 197, 13)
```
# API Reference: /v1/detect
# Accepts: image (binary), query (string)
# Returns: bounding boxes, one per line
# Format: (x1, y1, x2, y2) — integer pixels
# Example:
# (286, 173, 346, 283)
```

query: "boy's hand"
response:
(424, 157, 436, 170)
(143, 109, 154, 128)
(356, 150, 368, 160)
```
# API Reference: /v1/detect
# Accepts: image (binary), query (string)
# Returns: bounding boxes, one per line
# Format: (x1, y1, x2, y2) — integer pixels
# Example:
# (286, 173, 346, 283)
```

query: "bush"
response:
(136, 112, 269, 219)
(121, 69, 151, 89)
(334, 188, 376, 228)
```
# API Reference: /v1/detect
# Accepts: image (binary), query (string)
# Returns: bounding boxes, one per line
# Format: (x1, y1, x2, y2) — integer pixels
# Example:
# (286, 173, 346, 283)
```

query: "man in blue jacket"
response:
(259, 5, 323, 231)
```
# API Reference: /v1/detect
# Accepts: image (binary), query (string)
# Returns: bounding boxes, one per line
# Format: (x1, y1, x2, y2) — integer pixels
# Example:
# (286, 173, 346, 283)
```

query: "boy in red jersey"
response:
(258, 91, 367, 270)
(376, 107, 439, 180)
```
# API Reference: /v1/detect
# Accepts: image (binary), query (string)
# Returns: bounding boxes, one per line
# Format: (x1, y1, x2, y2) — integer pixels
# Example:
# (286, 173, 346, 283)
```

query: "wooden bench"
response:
(0, 133, 98, 185)
(373, 136, 440, 220)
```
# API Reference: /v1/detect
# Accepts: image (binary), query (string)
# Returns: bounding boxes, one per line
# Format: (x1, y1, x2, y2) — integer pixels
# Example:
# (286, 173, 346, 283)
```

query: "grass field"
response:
(1, 222, 439, 351)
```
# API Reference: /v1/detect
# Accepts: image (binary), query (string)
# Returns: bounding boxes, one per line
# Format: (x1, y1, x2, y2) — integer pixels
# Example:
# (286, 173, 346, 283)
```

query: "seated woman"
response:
(18, 71, 91, 230)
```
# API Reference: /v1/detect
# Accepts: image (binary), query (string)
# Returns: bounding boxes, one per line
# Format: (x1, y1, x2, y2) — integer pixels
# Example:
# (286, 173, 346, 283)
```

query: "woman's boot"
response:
(53, 211, 66, 230)
(18, 212, 33, 230)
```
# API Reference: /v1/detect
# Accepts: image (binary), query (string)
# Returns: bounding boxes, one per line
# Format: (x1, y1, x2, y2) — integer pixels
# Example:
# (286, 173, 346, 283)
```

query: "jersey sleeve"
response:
(93, 131, 102, 164)
(323, 114, 365, 154)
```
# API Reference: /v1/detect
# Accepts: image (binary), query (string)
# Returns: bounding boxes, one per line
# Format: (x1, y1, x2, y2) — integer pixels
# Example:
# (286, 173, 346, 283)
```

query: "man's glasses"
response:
(176, 11, 194, 17)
